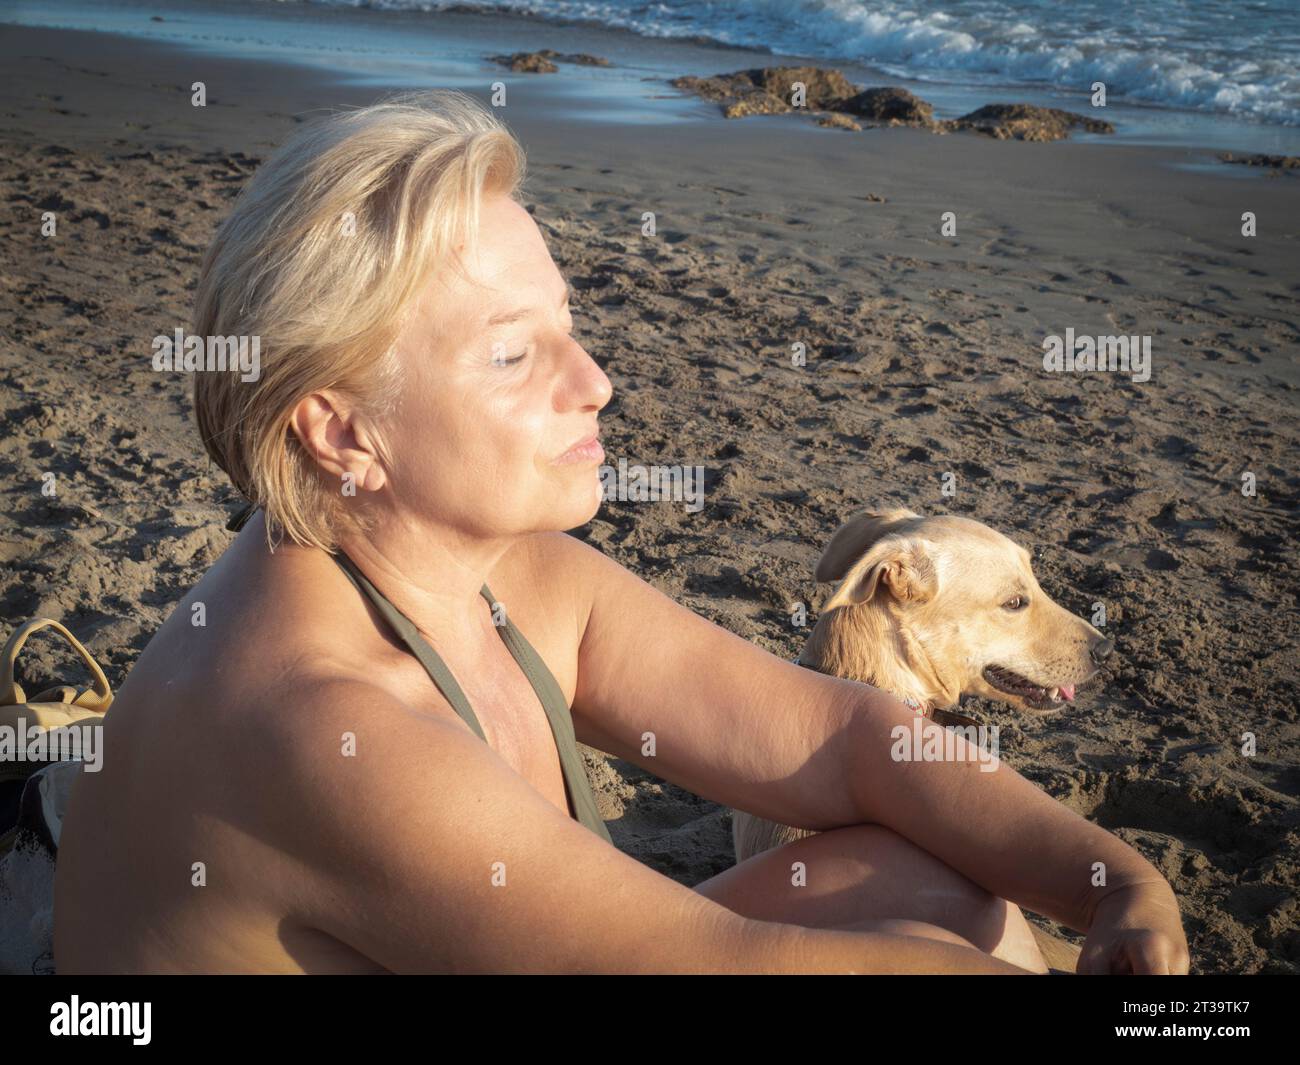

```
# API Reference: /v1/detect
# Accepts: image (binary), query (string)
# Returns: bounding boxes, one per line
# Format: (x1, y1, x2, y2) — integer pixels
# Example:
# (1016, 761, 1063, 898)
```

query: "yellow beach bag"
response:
(0, 619, 113, 850)
(0, 618, 113, 974)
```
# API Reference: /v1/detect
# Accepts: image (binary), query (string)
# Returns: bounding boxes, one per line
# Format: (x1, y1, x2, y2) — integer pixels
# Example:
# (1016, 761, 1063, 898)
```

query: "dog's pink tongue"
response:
(1059, 684, 1076, 701)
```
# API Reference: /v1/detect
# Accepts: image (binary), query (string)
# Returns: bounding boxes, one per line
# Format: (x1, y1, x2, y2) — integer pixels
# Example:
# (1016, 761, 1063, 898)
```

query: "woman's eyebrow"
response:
(485, 282, 572, 327)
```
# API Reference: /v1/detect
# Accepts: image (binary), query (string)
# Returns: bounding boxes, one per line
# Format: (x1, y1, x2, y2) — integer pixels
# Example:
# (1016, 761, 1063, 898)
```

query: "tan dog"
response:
(731, 508, 1112, 970)
(734, 507, 1111, 864)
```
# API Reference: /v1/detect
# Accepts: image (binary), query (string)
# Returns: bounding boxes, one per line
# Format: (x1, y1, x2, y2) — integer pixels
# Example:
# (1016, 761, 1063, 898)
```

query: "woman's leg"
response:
(693, 822, 1049, 973)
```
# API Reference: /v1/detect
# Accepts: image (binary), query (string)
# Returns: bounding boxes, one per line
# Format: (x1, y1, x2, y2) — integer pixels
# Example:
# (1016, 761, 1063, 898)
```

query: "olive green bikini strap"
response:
(486, 591, 614, 846)
(330, 549, 489, 744)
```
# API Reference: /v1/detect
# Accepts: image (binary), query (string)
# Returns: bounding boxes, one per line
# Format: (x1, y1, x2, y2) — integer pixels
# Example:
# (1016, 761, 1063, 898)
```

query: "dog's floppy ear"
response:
(823, 536, 938, 610)
(814, 508, 923, 582)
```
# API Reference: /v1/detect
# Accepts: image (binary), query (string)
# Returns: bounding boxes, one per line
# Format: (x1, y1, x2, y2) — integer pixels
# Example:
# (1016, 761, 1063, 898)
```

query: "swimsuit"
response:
(330, 550, 612, 843)
(226, 502, 612, 844)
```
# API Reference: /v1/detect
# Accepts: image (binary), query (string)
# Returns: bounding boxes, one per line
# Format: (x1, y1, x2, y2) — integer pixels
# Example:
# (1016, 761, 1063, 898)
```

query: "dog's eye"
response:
(1002, 596, 1029, 611)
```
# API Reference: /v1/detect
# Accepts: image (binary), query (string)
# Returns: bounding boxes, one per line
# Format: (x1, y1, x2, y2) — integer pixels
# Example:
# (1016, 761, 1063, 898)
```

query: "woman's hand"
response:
(1078, 882, 1190, 974)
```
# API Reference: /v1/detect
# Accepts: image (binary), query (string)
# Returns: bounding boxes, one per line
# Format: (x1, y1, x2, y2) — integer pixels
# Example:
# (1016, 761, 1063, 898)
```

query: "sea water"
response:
(6, 0, 1298, 152)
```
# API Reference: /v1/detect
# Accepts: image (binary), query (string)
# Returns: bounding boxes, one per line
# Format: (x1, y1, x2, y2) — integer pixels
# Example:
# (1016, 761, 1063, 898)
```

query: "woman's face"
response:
(379, 192, 613, 538)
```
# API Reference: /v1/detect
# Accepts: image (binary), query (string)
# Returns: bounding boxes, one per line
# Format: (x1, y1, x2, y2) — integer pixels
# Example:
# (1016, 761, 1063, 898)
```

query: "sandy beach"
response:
(1, 3, 1297, 974)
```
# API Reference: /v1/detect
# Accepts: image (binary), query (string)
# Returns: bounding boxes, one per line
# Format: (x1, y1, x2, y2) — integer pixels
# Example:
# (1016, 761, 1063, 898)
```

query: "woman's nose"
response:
(564, 336, 612, 410)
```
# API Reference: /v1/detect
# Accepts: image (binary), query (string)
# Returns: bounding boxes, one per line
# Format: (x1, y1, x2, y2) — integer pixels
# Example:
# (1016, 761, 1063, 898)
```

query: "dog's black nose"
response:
(1090, 638, 1114, 664)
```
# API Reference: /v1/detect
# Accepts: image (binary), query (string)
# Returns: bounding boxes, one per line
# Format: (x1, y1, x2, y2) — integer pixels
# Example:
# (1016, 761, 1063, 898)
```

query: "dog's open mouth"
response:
(982, 665, 1076, 710)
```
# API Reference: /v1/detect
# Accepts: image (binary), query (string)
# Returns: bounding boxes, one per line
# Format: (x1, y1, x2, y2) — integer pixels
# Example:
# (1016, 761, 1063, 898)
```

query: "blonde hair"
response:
(192, 90, 526, 551)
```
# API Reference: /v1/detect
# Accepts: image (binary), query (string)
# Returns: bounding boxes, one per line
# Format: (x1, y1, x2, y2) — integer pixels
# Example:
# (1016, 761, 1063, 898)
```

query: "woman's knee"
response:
(785, 823, 1049, 972)
(699, 821, 1049, 972)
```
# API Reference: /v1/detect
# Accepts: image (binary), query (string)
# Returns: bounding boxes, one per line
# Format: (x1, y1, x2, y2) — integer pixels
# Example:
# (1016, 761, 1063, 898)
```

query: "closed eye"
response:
(490, 344, 529, 366)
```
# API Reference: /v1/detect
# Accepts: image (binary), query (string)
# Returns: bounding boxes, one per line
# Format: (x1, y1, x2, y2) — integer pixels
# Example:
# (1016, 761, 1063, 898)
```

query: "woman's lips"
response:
(554, 432, 604, 466)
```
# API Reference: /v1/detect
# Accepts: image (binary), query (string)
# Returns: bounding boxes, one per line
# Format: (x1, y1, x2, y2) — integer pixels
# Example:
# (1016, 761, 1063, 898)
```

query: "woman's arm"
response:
(265, 679, 1027, 973)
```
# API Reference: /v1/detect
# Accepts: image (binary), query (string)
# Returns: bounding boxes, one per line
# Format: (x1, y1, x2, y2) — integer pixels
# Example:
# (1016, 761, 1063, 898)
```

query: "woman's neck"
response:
(243, 509, 517, 649)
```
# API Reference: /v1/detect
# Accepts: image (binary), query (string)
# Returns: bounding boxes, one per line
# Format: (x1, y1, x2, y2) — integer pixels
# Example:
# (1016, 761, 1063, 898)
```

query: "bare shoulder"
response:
(247, 673, 458, 839)
(235, 673, 481, 921)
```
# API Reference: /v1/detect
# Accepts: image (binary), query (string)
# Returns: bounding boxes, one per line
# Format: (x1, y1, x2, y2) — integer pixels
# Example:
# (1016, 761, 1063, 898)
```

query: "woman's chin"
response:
(555, 472, 604, 528)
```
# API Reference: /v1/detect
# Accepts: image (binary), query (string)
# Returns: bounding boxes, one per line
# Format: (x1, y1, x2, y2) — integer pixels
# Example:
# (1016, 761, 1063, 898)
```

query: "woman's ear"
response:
(289, 391, 388, 495)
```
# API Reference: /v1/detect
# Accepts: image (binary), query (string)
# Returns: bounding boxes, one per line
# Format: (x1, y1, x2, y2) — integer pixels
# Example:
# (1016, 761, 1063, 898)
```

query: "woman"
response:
(52, 92, 1188, 974)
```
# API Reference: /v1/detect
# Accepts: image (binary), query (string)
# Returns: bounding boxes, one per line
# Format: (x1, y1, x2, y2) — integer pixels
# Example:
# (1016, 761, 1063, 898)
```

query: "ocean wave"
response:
(300, 0, 1300, 126)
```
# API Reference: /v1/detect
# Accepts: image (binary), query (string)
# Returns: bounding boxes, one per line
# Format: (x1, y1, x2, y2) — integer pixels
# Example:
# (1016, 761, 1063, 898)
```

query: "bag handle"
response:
(0, 619, 113, 714)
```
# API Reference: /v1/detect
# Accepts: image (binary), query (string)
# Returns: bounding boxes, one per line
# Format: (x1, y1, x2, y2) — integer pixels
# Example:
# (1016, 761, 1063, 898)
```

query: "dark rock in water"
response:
(839, 86, 935, 127)
(670, 68, 932, 127)
(488, 50, 611, 73)
(721, 94, 793, 119)
(490, 52, 558, 73)
(741, 66, 858, 107)
(546, 51, 611, 67)
(670, 68, 1114, 141)
(670, 66, 857, 119)
(946, 103, 1114, 141)
(1218, 152, 1300, 170)
(817, 112, 862, 132)
(669, 74, 740, 104)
